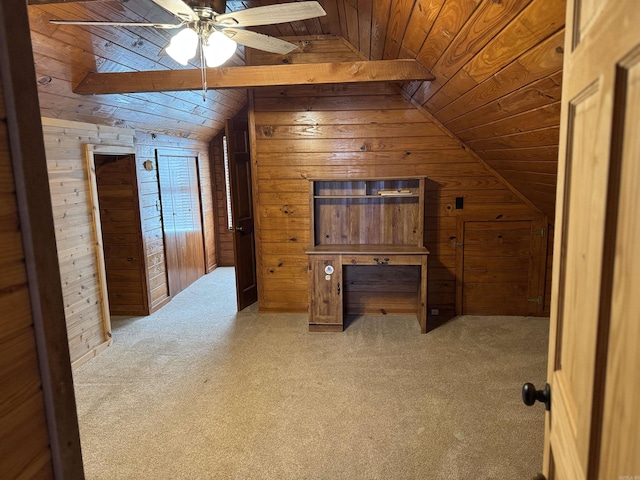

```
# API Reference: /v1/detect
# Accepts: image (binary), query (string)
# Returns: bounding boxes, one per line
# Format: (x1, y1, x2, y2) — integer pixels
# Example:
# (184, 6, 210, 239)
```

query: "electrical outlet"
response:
(430, 308, 439, 316)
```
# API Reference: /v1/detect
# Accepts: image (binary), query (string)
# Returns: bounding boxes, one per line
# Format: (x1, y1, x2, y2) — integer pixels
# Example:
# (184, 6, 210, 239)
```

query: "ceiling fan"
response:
(50, 0, 327, 98)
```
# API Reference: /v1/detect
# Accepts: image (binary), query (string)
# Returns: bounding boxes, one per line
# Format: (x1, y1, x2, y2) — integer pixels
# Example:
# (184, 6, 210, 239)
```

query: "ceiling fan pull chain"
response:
(199, 38, 207, 102)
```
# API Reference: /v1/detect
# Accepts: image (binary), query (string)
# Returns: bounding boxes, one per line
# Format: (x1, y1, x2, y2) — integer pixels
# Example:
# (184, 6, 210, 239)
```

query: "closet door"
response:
(157, 150, 205, 297)
(456, 217, 546, 316)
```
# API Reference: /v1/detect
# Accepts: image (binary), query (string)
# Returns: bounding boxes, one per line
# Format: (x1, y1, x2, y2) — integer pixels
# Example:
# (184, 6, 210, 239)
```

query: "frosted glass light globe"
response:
(202, 31, 237, 67)
(166, 28, 199, 65)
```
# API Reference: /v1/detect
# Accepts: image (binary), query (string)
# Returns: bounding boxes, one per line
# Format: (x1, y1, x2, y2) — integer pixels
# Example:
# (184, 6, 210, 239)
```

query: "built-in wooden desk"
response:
(307, 245, 430, 333)
(307, 177, 429, 333)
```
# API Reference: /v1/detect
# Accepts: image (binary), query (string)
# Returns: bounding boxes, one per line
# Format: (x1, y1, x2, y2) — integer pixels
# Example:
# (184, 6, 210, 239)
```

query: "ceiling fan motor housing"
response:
(188, 0, 226, 14)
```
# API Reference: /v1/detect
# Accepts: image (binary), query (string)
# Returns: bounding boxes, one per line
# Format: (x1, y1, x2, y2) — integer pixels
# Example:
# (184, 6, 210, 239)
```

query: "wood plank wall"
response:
(137, 133, 217, 301)
(250, 81, 543, 319)
(41, 118, 214, 366)
(211, 131, 235, 266)
(0, 70, 54, 480)
(329, 0, 566, 221)
(42, 118, 134, 366)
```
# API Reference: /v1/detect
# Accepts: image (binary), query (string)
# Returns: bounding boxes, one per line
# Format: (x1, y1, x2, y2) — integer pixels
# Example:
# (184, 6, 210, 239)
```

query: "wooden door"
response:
(542, 1, 640, 478)
(308, 255, 343, 330)
(457, 218, 546, 316)
(94, 153, 149, 316)
(226, 109, 258, 310)
(157, 151, 205, 297)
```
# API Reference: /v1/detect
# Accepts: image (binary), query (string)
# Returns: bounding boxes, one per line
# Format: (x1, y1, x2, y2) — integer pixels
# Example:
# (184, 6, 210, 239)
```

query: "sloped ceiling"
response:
(27, 0, 564, 219)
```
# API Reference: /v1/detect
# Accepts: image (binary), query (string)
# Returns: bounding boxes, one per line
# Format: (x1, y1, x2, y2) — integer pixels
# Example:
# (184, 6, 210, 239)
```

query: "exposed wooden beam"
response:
(73, 60, 434, 94)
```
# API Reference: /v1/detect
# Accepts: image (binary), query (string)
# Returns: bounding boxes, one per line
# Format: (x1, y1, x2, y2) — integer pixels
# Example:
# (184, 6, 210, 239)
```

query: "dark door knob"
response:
(522, 382, 551, 411)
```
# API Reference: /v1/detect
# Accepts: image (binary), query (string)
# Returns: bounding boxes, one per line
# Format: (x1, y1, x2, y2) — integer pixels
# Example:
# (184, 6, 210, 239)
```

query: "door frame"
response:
(225, 104, 258, 311)
(455, 215, 548, 316)
(84, 144, 142, 366)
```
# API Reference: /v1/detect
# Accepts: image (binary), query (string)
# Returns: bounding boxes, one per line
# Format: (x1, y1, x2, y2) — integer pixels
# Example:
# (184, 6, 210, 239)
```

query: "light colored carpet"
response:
(73, 267, 549, 480)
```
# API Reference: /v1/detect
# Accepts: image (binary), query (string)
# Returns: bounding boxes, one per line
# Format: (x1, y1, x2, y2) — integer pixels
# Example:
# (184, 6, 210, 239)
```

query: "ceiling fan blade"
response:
(150, 0, 199, 22)
(215, 1, 326, 27)
(50, 20, 183, 29)
(223, 28, 298, 55)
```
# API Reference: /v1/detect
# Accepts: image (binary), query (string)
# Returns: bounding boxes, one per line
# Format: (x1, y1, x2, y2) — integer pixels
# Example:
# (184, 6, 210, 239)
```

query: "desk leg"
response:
(419, 256, 428, 333)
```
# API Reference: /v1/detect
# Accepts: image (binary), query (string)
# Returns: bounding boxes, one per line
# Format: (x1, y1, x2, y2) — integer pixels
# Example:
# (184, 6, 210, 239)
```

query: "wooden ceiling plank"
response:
(73, 60, 434, 95)
(463, 0, 566, 84)
(435, 29, 564, 124)
(336, 0, 349, 40)
(458, 101, 561, 142)
(445, 70, 562, 131)
(370, 0, 392, 60)
(303, 15, 324, 36)
(37, 89, 220, 137)
(317, 0, 342, 35)
(343, 1, 360, 49)
(423, 69, 477, 112)
(382, 0, 415, 60)
(403, 89, 543, 216)
(356, 0, 372, 59)
(480, 145, 559, 163)
(31, 35, 245, 115)
(420, 0, 533, 107)
(415, 0, 480, 70)
(399, 0, 446, 58)
(487, 160, 558, 175)
(35, 74, 235, 131)
(246, 36, 364, 70)
(425, 0, 565, 112)
(493, 169, 556, 187)
(30, 5, 246, 110)
(409, 0, 480, 105)
(466, 125, 560, 151)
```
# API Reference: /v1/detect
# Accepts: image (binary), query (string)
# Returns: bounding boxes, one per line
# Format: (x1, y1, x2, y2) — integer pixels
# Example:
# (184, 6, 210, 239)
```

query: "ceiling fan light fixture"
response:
(166, 27, 198, 65)
(202, 31, 237, 67)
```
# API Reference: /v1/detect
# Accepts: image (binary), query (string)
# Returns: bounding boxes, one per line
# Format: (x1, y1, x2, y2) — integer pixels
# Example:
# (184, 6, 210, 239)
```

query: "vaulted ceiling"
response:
(26, 0, 565, 219)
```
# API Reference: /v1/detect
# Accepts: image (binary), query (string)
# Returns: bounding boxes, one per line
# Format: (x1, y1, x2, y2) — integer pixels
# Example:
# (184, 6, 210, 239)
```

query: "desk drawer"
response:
(344, 254, 423, 266)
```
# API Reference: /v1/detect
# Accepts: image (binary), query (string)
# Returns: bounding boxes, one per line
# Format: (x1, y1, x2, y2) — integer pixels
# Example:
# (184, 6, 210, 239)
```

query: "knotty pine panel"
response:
(42, 118, 213, 365)
(336, 0, 565, 221)
(0, 82, 54, 478)
(250, 81, 543, 321)
(135, 132, 214, 308)
(41, 118, 128, 366)
(26, 0, 566, 224)
(27, 1, 247, 141)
